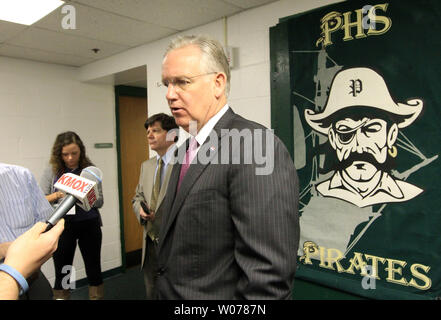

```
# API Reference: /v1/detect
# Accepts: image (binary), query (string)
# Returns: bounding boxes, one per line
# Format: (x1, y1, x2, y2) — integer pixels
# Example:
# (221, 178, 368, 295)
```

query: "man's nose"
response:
(166, 83, 179, 100)
(353, 130, 366, 153)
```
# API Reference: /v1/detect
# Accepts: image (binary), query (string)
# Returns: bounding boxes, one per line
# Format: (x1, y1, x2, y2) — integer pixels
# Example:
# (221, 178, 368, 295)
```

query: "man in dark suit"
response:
(156, 35, 299, 299)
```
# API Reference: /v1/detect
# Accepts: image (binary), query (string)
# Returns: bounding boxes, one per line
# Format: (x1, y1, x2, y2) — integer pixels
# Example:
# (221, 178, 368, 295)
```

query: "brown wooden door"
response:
(118, 95, 148, 256)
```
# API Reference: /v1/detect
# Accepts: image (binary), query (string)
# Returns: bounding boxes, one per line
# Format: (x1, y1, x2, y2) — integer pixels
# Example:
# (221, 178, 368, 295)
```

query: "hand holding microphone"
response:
(44, 166, 103, 232)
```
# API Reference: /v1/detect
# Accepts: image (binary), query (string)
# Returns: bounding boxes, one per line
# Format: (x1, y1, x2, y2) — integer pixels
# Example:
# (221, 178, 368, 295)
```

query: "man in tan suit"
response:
(132, 113, 178, 299)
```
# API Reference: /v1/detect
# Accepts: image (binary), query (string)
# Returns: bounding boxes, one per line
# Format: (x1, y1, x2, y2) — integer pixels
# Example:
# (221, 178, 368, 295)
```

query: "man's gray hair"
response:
(165, 35, 231, 97)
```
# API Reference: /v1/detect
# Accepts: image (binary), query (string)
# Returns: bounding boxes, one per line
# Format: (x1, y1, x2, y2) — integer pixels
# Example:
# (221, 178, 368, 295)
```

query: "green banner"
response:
(271, 0, 441, 299)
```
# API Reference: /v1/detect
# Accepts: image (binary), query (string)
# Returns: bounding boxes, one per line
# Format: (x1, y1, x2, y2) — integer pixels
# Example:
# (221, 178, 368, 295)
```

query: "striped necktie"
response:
(150, 158, 163, 212)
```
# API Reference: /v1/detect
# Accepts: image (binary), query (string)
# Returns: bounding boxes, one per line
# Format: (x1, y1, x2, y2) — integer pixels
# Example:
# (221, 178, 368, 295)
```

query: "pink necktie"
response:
(177, 137, 198, 191)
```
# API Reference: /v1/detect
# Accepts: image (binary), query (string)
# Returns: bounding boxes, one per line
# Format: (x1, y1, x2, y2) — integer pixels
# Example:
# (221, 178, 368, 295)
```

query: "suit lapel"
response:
(145, 158, 157, 205)
(158, 109, 236, 252)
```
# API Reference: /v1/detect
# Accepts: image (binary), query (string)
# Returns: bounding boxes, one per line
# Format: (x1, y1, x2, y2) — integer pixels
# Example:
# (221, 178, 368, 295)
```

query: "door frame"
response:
(115, 85, 147, 271)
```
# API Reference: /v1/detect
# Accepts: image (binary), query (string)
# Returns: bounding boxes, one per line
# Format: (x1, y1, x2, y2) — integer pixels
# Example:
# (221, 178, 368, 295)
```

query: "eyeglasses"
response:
(160, 72, 218, 91)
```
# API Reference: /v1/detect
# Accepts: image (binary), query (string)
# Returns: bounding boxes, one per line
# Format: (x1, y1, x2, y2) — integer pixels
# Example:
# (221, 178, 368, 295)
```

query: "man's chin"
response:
(344, 162, 379, 182)
(172, 115, 187, 128)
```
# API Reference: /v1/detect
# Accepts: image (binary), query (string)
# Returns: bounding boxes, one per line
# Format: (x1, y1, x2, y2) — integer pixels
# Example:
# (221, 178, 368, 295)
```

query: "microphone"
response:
(44, 166, 102, 232)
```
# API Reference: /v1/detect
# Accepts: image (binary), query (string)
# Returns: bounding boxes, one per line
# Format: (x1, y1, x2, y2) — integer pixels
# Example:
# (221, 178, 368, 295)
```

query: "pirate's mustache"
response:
(335, 151, 389, 172)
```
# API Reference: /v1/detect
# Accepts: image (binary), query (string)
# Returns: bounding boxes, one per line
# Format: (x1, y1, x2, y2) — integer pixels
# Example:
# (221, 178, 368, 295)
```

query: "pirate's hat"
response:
(304, 67, 423, 135)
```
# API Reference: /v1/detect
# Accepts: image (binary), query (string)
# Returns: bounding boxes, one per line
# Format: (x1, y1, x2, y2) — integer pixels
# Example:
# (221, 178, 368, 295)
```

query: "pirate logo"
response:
(304, 67, 424, 208)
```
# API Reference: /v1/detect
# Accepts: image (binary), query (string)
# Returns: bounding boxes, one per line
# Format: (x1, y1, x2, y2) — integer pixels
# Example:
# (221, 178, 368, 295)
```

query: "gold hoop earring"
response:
(388, 145, 397, 158)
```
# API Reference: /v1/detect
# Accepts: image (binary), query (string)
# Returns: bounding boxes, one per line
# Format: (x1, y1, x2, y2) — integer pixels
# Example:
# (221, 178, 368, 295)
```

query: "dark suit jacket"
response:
(156, 108, 299, 299)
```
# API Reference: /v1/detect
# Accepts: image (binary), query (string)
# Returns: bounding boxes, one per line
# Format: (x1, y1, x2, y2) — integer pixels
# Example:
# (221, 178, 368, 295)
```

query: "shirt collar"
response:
(329, 170, 404, 199)
(156, 143, 177, 166)
(194, 104, 229, 147)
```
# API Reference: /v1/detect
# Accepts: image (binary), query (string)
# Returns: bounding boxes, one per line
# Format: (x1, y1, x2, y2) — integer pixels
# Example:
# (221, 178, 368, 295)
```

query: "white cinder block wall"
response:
(0, 0, 340, 286)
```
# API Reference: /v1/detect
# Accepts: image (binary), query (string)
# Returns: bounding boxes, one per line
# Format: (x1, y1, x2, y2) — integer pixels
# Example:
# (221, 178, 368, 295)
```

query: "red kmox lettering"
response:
(87, 188, 97, 206)
(79, 181, 89, 193)
(57, 174, 69, 185)
(66, 178, 76, 188)
(73, 180, 82, 190)
(60, 176, 74, 187)
(56, 174, 90, 192)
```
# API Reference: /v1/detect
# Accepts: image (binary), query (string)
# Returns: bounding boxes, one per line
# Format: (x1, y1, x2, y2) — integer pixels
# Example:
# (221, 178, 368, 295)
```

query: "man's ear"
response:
(328, 128, 337, 150)
(213, 72, 227, 98)
(387, 123, 399, 147)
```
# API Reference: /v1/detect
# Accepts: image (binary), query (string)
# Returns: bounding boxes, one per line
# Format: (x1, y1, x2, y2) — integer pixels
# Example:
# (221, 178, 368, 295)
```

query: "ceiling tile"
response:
(7, 27, 129, 59)
(35, 3, 177, 47)
(71, 0, 242, 30)
(0, 0, 280, 67)
(222, 0, 278, 9)
(0, 43, 93, 66)
(0, 21, 27, 43)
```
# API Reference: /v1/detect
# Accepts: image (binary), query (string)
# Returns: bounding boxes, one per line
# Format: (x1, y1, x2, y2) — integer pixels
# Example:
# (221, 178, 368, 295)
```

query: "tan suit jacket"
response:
(132, 156, 173, 269)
